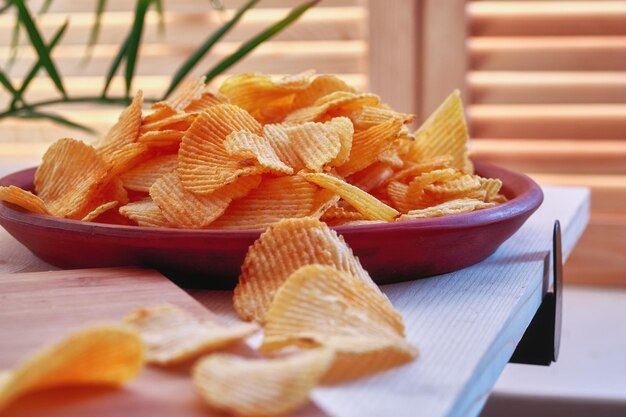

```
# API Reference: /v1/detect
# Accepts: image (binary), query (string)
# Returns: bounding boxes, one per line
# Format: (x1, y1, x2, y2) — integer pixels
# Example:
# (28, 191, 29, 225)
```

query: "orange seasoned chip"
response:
(96, 91, 143, 159)
(410, 90, 473, 173)
(0, 326, 144, 411)
(309, 188, 340, 218)
(301, 172, 399, 221)
(185, 91, 228, 113)
(154, 76, 206, 112)
(0, 186, 48, 215)
(103, 142, 150, 177)
(350, 105, 415, 131)
(292, 74, 355, 109)
(233, 217, 383, 324)
(143, 106, 176, 125)
(336, 118, 403, 176)
(346, 162, 395, 193)
(321, 206, 368, 224)
(34, 138, 112, 219)
(387, 155, 454, 184)
(177, 104, 264, 194)
(285, 91, 380, 124)
(224, 130, 293, 175)
(150, 172, 261, 228)
(219, 72, 315, 124)
(82, 201, 119, 222)
(124, 304, 258, 366)
(424, 173, 482, 200)
(264, 117, 353, 172)
(193, 349, 334, 417)
(137, 129, 185, 149)
(397, 198, 496, 220)
(120, 154, 178, 192)
(209, 176, 317, 230)
(119, 199, 172, 227)
(140, 112, 197, 133)
(262, 265, 417, 383)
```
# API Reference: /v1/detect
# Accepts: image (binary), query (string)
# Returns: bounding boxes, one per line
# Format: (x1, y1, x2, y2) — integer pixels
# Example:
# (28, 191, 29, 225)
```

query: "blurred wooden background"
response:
(0, 0, 624, 285)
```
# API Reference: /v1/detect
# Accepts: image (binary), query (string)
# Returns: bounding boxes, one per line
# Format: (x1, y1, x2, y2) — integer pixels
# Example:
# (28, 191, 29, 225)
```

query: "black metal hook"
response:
(509, 220, 563, 365)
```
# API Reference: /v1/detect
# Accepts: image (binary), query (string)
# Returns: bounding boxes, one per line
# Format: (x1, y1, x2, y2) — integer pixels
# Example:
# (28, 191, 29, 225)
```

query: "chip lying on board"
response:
(193, 349, 335, 417)
(0, 326, 144, 411)
(0, 71, 506, 228)
(124, 304, 258, 366)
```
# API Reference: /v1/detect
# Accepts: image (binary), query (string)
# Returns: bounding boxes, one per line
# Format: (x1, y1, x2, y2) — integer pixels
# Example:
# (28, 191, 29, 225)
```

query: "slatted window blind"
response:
(468, 0, 626, 284)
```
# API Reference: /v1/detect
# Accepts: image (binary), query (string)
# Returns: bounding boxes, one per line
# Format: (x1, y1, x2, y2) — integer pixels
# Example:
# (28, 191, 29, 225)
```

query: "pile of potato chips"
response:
(0, 71, 505, 228)
(1, 218, 416, 417)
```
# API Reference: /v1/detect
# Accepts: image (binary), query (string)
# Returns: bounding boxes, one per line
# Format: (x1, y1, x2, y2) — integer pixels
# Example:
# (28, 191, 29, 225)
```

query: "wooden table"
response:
(0, 185, 589, 417)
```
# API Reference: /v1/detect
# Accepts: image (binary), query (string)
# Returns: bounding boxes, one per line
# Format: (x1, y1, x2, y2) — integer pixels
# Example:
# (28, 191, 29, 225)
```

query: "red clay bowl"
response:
(0, 161, 542, 289)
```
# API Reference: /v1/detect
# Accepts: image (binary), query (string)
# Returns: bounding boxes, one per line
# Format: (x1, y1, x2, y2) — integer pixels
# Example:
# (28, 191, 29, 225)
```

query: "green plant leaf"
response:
(12, 0, 67, 98)
(37, 0, 53, 15)
(153, 0, 165, 35)
(0, 2, 12, 13)
(124, 0, 152, 97)
(0, 68, 18, 95)
(11, 20, 68, 109)
(163, 0, 258, 98)
(205, 0, 319, 84)
(101, 33, 130, 98)
(83, 0, 107, 64)
(15, 109, 97, 135)
(7, 13, 20, 69)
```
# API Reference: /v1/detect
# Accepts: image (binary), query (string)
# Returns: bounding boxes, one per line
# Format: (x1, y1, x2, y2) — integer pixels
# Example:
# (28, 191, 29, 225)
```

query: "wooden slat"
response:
(470, 37, 626, 71)
(0, 8, 366, 46)
(469, 71, 626, 104)
(470, 1, 626, 36)
(1, 40, 367, 77)
(368, 0, 421, 118)
(529, 173, 626, 214)
(472, 139, 626, 175)
(468, 104, 626, 139)
(565, 215, 626, 286)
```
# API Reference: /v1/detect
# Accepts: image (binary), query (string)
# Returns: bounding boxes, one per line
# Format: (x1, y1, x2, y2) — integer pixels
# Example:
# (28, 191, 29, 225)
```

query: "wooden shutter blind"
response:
(468, 0, 626, 285)
(0, 0, 367, 156)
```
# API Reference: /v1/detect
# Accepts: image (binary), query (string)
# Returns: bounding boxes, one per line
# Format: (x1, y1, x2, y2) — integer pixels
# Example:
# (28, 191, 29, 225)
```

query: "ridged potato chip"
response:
(104, 142, 150, 177)
(336, 118, 403, 176)
(397, 198, 496, 220)
(34, 138, 112, 219)
(291, 74, 355, 109)
(82, 201, 119, 222)
(309, 189, 340, 218)
(137, 130, 185, 149)
(262, 265, 416, 382)
(96, 91, 143, 159)
(185, 91, 228, 113)
(387, 155, 453, 184)
(155, 76, 206, 112)
(224, 130, 293, 175)
(120, 154, 179, 192)
(301, 173, 399, 222)
(209, 176, 317, 230)
(350, 105, 415, 131)
(140, 112, 197, 134)
(178, 104, 264, 194)
(0, 186, 48, 215)
(320, 206, 368, 223)
(0, 326, 144, 411)
(479, 177, 504, 202)
(124, 304, 258, 366)
(285, 91, 380, 124)
(150, 172, 261, 228)
(193, 349, 334, 417)
(346, 162, 395, 193)
(410, 90, 473, 173)
(233, 217, 378, 324)
(119, 199, 172, 227)
(424, 174, 482, 200)
(143, 106, 175, 125)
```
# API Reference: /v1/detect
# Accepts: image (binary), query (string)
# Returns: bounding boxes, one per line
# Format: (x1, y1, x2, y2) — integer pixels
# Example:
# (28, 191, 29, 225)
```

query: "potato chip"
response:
(410, 90, 473, 173)
(424, 174, 482, 200)
(124, 304, 258, 366)
(137, 130, 185, 149)
(233, 217, 383, 324)
(0, 186, 48, 215)
(209, 176, 317, 230)
(284, 91, 380, 124)
(34, 138, 112, 219)
(96, 91, 143, 159)
(397, 198, 497, 220)
(140, 112, 197, 133)
(350, 105, 415, 131)
(119, 199, 173, 227)
(143, 106, 176, 125)
(150, 172, 261, 228)
(263, 117, 353, 172)
(346, 162, 394, 193)
(376, 146, 404, 167)
(219, 72, 315, 124)
(193, 349, 334, 417)
(292, 74, 355, 109)
(401, 168, 461, 210)
(104, 142, 150, 177)
(309, 189, 340, 218)
(224, 130, 293, 175)
(120, 154, 178, 192)
(387, 181, 411, 214)
(336, 118, 403, 176)
(177, 104, 264, 194)
(185, 91, 229, 113)
(387, 155, 454, 184)
(0, 326, 144, 411)
(321, 206, 368, 223)
(301, 173, 399, 222)
(82, 201, 119, 222)
(479, 177, 504, 202)
(155, 76, 206, 112)
(262, 265, 416, 382)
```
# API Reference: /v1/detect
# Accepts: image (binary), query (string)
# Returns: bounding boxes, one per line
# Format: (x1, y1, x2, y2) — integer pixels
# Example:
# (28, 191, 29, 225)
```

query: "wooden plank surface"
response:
(0, 186, 590, 417)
